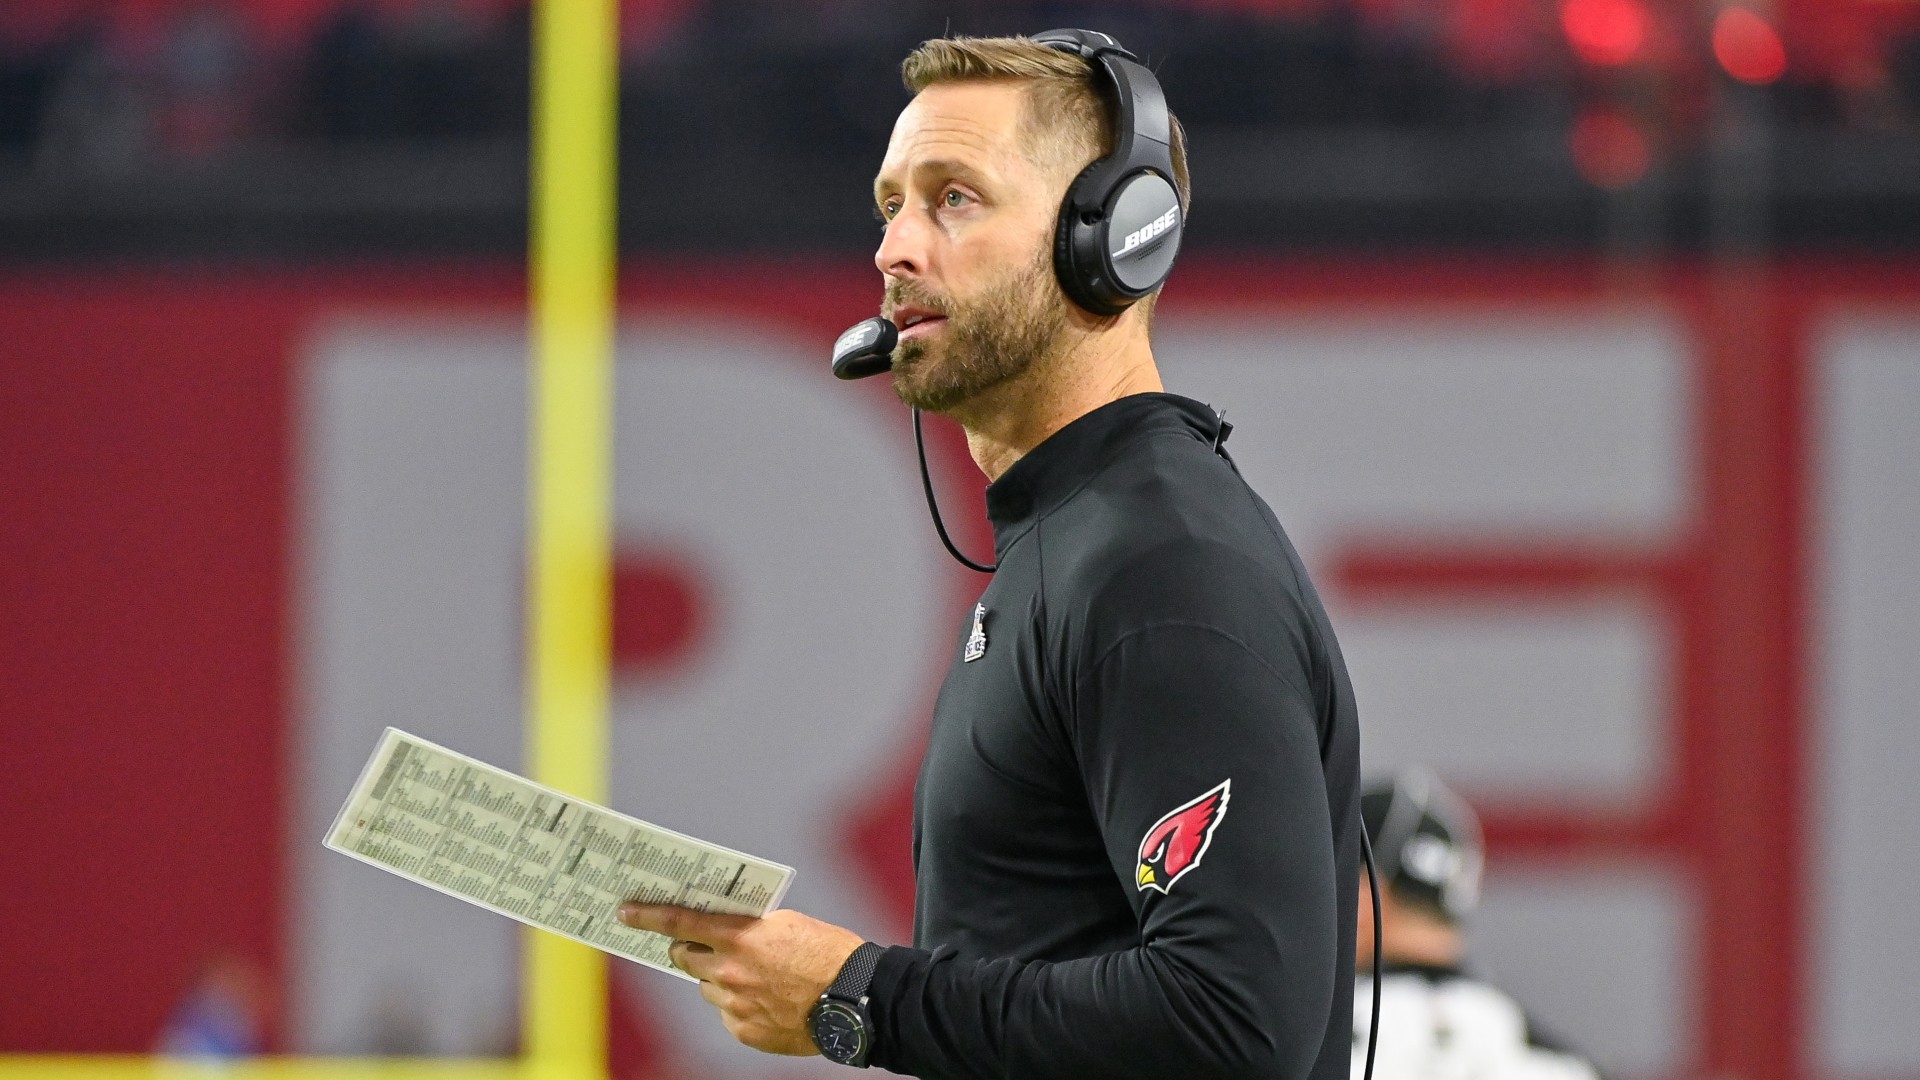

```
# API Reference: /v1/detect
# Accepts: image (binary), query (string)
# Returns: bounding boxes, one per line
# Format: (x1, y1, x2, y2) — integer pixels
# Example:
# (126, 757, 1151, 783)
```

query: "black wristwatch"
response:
(809, 942, 882, 1067)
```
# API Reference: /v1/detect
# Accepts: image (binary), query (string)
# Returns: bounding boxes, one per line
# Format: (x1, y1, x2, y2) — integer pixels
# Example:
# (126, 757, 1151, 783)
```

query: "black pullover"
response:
(867, 393, 1361, 1080)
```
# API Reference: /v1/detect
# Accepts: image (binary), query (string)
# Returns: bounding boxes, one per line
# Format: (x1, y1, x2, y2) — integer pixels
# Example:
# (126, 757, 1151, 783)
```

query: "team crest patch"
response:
(1136, 779, 1231, 894)
(963, 603, 988, 662)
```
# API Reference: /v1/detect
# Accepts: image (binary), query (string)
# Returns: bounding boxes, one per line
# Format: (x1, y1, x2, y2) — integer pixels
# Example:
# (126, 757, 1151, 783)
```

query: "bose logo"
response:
(1113, 205, 1180, 259)
(835, 324, 875, 353)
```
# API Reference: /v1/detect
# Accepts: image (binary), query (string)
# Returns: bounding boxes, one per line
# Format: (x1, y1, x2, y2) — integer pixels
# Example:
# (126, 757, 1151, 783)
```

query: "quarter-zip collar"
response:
(983, 393, 1222, 561)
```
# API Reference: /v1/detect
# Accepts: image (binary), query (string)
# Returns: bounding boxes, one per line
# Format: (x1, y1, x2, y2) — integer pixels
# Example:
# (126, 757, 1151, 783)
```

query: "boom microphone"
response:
(827, 314, 995, 573)
(831, 317, 898, 380)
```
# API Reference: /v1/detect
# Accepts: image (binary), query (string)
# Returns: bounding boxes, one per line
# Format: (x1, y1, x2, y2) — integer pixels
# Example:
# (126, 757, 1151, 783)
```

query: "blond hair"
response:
(901, 36, 1191, 318)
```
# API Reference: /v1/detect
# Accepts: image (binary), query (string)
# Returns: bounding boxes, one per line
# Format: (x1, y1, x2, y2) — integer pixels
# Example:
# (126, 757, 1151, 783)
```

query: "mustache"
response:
(881, 280, 951, 320)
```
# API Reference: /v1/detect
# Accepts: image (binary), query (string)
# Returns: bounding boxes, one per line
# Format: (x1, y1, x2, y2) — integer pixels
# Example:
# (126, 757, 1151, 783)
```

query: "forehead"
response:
(875, 81, 1031, 190)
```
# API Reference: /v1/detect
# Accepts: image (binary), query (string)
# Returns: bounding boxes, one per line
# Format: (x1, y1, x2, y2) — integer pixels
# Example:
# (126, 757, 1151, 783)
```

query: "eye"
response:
(942, 189, 969, 208)
(876, 199, 900, 224)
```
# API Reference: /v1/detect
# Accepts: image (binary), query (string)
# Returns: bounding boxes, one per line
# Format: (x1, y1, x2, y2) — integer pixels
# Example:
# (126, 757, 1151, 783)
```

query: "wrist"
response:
(809, 941, 883, 1067)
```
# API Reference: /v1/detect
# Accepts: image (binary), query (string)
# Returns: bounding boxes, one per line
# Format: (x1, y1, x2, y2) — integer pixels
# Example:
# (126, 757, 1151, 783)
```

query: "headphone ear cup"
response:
(1053, 162, 1119, 316)
(1103, 171, 1182, 295)
(1054, 166, 1182, 318)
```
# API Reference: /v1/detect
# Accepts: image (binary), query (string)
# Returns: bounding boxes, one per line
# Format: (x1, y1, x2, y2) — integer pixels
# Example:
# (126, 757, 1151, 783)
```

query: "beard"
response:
(884, 248, 1070, 415)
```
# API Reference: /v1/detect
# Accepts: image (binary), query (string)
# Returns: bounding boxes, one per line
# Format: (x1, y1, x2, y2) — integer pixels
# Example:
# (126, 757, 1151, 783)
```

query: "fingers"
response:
(697, 977, 732, 1012)
(616, 902, 753, 947)
(667, 938, 718, 981)
(622, 903, 850, 1059)
(701, 978, 813, 1057)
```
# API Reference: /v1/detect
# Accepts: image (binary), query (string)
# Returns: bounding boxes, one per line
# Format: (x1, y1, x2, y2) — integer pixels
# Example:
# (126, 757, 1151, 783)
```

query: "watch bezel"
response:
(808, 996, 870, 1067)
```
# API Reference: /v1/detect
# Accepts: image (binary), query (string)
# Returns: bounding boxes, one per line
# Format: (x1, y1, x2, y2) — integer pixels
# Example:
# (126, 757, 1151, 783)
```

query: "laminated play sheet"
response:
(325, 727, 795, 981)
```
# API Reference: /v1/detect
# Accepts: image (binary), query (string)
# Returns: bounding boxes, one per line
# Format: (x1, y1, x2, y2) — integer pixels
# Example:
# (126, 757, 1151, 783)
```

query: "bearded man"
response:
(618, 32, 1361, 1080)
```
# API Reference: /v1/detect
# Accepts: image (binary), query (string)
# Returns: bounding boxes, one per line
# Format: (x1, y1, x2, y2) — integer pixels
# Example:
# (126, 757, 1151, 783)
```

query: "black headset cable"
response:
(914, 408, 996, 574)
(1360, 820, 1381, 1080)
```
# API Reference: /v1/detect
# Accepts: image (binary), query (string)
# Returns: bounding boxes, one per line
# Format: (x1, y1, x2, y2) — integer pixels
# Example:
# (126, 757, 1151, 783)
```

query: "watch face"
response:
(810, 1000, 868, 1064)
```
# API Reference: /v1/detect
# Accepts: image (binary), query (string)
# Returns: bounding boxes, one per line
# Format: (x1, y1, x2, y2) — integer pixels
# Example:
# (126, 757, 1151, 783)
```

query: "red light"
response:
(1713, 8, 1787, 85)
(1571, 106, 1652, 190)
(1562, 0, 1649, 67)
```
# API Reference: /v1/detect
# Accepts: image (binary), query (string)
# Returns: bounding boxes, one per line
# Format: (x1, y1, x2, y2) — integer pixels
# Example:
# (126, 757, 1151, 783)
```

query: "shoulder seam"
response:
(1219, 470, 1327, 688)
(1034, 515, 1051, 702)
(1078, 619, 1315, 706)
(1224, 468, 1311, 600)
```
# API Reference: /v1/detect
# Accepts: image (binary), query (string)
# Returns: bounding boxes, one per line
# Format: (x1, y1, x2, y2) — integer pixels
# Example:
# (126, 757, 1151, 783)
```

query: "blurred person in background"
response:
(1355, 768, 1600, 1080)
(155, 2, 252, 161)
(156, 951, 267, 1059)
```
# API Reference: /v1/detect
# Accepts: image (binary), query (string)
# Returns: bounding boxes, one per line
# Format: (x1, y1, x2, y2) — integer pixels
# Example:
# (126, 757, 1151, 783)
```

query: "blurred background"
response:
(2, 0, 1920, 253)
(2, 1, 1917, 1080)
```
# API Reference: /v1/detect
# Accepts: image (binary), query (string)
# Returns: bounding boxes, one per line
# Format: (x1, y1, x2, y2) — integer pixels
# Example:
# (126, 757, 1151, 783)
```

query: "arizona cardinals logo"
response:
(1135, 779, 1231, 894)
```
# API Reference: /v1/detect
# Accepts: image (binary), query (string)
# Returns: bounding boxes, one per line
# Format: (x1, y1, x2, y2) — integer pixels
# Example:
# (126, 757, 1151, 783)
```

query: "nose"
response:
(874, 207, 929, 281)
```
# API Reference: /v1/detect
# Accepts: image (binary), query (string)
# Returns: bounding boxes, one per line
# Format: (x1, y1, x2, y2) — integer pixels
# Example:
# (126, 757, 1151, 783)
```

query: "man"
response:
(619, 33, 1360, 1079)
(1353, 769, 1602, 1080)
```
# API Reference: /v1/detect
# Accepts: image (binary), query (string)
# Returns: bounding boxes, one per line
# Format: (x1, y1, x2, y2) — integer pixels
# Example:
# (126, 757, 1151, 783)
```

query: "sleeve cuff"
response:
(865, 944, 934, 1074)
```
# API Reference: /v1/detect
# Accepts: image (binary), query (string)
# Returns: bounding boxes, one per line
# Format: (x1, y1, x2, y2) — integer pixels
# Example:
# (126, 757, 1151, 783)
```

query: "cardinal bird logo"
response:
(1135, 779, 1232, 894)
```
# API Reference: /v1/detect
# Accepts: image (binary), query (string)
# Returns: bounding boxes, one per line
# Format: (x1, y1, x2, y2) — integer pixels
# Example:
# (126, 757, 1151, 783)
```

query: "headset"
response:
(831, 28, 1188, 569)
(1033, 28, 1186, 316)
(833, 28, 1184, 384)
(830, 38, 1379, 1078)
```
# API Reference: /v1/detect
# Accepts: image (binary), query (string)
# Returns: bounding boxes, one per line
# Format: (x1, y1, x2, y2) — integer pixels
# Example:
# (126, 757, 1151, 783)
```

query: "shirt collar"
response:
(983, 392, 1223, 559)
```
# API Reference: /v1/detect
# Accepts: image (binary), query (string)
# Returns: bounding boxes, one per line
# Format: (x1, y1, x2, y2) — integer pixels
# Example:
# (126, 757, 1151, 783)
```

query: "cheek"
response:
(951, 209, 1052, 274)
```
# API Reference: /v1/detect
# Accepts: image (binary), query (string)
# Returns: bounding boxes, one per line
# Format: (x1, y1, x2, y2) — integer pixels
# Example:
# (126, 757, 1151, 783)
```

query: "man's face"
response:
(872, 81, 1075, 414)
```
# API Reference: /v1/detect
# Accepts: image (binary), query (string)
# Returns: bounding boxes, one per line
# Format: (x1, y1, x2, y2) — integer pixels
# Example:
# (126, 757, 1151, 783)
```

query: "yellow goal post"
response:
(0, 0, 621, 1076)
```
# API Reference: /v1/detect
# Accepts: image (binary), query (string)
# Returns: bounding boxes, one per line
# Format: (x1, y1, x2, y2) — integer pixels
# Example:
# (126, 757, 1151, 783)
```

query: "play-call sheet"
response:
(325, 727, 795, 981)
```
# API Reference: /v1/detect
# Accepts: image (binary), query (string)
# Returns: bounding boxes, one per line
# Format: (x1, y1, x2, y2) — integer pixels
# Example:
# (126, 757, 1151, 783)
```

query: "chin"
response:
(889, 347, 941, 400)
(893, 371, 969, 415)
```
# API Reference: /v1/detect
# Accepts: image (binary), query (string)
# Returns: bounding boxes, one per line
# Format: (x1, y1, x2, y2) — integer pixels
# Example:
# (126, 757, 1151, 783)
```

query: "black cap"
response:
(1361, 767, 1484, 923)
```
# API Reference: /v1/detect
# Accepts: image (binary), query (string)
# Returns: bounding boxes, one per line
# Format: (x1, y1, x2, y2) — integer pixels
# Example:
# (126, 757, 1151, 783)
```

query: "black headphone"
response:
(827, 28, 1188, 574)
(833, 28, 1186, 381)
(1031, 29, 1185, 317)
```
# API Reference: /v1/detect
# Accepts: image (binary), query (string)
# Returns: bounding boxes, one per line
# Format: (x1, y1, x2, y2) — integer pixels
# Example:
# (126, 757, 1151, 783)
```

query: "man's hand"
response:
(616, 902, 865, 1056)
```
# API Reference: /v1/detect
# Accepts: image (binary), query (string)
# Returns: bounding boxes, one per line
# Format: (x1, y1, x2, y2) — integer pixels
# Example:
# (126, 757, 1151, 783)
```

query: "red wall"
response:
(3, 261, 1917, 1080)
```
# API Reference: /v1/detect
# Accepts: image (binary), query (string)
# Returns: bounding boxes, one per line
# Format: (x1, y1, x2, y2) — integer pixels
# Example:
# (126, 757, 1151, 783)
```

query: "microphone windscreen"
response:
(831, 317, 898, 380)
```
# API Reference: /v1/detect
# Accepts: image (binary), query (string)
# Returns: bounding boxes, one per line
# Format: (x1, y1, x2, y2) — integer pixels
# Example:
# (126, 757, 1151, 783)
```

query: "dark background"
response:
(2, 0, 1918, 261)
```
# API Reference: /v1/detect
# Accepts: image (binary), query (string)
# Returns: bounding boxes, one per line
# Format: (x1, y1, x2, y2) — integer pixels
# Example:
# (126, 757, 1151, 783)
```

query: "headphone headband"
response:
(1031, 32, 1169, 150)
(1030, 29, 1184, 316)
(1028, 28, 1128, 58)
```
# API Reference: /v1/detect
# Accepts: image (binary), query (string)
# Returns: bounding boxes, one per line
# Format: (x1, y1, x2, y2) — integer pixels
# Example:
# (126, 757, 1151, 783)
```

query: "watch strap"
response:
(826, 942, 883, 1002)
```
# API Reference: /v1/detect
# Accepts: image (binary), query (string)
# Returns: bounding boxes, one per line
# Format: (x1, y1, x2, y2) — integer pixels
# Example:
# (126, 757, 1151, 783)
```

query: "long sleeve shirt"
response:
(867, 393, 1361, 1080)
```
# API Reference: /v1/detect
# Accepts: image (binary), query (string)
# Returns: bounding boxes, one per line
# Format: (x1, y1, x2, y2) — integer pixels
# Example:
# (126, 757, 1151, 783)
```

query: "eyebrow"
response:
(873, 158, 996, 203)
